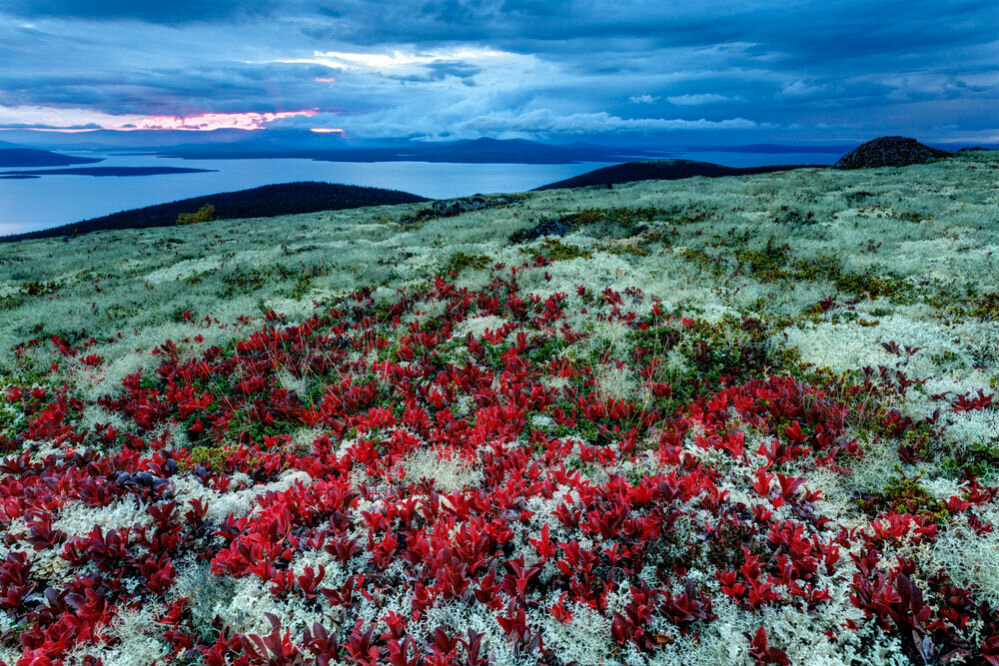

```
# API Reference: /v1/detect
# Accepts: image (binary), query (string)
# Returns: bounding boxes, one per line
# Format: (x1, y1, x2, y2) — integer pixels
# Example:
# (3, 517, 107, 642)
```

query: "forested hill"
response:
(535, 159, 811, 189)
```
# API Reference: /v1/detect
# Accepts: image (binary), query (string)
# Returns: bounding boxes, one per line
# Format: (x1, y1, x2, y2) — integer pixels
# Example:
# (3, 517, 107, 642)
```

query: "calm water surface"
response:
(0, 155, 615, 235)
(0, 150, 839, 235)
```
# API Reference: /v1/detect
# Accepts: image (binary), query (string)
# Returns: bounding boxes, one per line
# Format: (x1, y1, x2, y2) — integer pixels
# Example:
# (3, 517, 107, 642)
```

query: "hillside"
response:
(0, 182, 429, 242)
(0, 152, 997, 666)
(535, 159, 810, 189)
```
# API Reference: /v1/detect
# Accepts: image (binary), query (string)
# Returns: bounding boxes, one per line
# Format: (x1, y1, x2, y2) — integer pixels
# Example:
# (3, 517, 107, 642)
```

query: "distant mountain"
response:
(0, 128, 279, 151)
(535, 159, 816, 190)
(0, 182, 428, 242)
(683, 143, 849, 154)
(0, 130, 668, 164)
(0, 148, 103, 167)
(164, 137, 669, 165)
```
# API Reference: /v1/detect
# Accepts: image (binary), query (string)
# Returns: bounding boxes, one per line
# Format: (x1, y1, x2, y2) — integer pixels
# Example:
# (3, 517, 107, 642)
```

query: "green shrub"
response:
(176, 204, 216, 225)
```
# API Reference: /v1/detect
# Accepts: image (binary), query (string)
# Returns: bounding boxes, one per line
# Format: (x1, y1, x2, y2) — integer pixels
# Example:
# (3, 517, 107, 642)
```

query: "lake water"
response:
(0, 150, 840, 236)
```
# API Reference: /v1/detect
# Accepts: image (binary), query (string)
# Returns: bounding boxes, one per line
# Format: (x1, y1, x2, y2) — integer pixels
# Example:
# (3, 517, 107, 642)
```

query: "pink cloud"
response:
(113, 110, 317, 131)
(310, 127, 344, 134)
(0, 105, 317, 131)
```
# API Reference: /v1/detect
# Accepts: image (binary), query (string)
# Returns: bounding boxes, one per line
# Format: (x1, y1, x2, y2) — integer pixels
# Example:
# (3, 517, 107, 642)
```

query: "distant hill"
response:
(0, 181, 428, 242)
(0, 131, 667, 164)
(0, 166, 211, 178)
(0, 148, 103, 167)
(690, 143, 848, 154)
(534, 159, 814, 190)
(165, 137, 670, 165)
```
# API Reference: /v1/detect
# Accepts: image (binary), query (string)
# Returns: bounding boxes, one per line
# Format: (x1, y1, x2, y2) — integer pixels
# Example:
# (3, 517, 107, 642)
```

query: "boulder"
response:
(510, 216, 574, 243)
(431, 196, 490, 217)
(834, 136, 948, 169)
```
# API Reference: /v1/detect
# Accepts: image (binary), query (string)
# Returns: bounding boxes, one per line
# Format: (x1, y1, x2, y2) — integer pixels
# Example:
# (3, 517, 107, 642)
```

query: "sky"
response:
(0, 0, 996, 145)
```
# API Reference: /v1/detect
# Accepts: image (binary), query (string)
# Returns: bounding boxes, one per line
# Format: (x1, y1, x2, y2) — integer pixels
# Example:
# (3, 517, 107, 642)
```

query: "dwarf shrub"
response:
(176, 203, 216, 225)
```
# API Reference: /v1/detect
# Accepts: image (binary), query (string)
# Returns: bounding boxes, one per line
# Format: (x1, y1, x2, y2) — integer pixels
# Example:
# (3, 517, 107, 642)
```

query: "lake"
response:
(0, 150, 840, 236)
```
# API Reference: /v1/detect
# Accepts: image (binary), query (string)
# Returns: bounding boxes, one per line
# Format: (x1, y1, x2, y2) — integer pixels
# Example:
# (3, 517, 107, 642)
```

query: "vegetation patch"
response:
(441, 252, 493, 275)
(0, 150, 996, 666)
(176, 203, 216, 225)
(734, 236, 912, 301)
(521, 238, 593, 261)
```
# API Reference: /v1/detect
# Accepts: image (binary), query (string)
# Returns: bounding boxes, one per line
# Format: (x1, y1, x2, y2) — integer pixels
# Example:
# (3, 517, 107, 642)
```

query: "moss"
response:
(969, 291, 999, 321)
(662, 203, 713, 225)
(678, 248, 725, 276)
(0, 294, 26, 309)
(441, 252, 492, 276)
(628, 313, 783, 414)
(830, 271, 909, 301)
(894, 210, 928, 223)
(184, 444, 261, 474)
(598, 243, 651, 257)
(21, 280, 63, 297)
(565, 206, 665, 229)
(772, 205, 816, 225)
(930, 350, 963, 367)
(278, 263, 328, 300)
(731, 236, 912, 301)
(218, 266, 273, 298)
(942, 440, 999, 478)
(523, 239, 593, 262)
(882, 476, 951, 524)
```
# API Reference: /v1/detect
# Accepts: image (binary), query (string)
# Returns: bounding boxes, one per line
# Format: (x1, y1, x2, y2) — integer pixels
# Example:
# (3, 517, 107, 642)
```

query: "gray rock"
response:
(431, 196, 491, 217)
(510, 216, 575, 243)
(401, 194, 520, 224)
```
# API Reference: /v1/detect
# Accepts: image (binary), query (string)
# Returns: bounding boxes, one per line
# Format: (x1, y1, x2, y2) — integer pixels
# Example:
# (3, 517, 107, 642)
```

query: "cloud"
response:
(274, 47, 511, 74)
(354, 107, 767, 140)
(1, 0, 270, 23)
(667, 93, 728, 105)
(0, 0, 995, 143)
(457, 109, 764, 134)
(778, 81, 827, 99)
(0, 105, 316, 130)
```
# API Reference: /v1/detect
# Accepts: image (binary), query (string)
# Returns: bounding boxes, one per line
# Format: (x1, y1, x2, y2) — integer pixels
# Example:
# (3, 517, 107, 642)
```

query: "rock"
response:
(510, 216, 574, 243)
(834, 136, 949, 169)
(401, 195, 519, 224)
(431, 196, 490, 217)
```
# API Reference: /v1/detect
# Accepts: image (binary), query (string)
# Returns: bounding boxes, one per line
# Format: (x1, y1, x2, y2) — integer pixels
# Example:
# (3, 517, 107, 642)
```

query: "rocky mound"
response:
(834, 136, 948, 169)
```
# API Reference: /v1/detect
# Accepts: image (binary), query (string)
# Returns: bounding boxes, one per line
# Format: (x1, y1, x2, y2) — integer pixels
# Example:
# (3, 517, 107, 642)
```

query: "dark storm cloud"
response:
(3, 0, 270, 23)
(308, 0, 740, 47)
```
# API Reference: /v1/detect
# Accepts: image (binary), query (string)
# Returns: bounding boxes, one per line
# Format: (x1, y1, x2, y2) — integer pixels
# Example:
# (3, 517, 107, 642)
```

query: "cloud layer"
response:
(1, 0, 995, 143)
